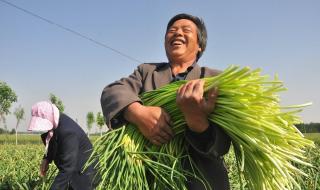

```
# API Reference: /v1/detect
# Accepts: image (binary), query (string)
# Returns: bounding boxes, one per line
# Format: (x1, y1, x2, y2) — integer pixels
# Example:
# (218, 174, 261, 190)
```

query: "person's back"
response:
(52, 114, 93, 172)
(28, 101, 96, 190)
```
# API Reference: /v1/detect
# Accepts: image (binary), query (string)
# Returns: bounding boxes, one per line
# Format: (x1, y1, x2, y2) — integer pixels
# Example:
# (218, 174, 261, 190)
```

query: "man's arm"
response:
(101, 65, 144, 128)
(185, 122, 231, 157)
(124, 102, 173, 145)
(177, 79, 231, 157)
(101, 64, 173, 145)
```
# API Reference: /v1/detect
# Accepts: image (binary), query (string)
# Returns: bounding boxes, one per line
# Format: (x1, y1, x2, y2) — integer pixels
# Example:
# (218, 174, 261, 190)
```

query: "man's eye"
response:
(183, 28, 192, 33)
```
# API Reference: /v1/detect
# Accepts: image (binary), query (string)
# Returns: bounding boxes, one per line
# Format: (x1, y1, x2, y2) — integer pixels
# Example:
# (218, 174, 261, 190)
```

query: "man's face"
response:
(165, 19, 201, 62)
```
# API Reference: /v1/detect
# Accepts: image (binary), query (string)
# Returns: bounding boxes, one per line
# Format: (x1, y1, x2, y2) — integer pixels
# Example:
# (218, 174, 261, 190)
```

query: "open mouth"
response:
(170, 39, 185, 46)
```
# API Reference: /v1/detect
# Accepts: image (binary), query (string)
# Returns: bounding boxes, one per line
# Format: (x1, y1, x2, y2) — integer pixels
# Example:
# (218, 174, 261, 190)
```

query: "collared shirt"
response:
(170, 64, 195, 82)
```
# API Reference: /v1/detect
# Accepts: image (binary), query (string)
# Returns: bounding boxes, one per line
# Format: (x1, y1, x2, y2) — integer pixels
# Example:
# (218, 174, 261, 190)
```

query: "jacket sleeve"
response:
(185, 122, 231, 158)
(50, 132, 79, 190)
(40, 133, 47, 145)
(101, 64, 144, 129)
(185, 67, 230, 158)
(41, 132, 55, 163)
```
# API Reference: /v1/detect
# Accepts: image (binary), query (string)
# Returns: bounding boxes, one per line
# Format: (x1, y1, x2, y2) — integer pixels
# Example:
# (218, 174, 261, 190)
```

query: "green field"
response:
(304, 133, 320, 143)
(0, 134, 319, 190)
(0, 134, 100, 145)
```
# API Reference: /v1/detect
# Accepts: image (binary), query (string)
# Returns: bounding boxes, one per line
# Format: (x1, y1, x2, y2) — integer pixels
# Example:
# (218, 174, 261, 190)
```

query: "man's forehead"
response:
(170, 19, 197, 27)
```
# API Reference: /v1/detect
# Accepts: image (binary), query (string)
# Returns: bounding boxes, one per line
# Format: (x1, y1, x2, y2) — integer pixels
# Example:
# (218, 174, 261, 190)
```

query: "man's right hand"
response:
(124, 102, 174, 145)
(40, 158, 49, 177)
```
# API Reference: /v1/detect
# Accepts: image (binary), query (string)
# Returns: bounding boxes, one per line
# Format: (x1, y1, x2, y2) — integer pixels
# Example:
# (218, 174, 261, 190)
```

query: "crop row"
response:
(0, 139, 319, 189)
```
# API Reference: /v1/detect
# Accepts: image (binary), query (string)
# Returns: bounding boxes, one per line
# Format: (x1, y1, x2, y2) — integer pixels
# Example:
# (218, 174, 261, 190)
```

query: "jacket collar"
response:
(185, 63, 201, 80)
(153, 62, 201, 89)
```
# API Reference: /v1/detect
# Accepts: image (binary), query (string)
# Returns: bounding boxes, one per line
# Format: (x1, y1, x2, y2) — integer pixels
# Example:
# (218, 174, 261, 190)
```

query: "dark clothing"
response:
(101, 62, 231, 190)
(41, 114, 96, 190)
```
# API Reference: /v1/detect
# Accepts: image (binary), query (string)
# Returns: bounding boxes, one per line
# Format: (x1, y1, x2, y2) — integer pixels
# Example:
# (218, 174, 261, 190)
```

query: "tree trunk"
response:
(15, 123, 18, 145)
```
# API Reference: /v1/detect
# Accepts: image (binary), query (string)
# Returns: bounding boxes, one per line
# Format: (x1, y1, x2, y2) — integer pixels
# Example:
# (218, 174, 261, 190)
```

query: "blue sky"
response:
(1, 0, 319, 132)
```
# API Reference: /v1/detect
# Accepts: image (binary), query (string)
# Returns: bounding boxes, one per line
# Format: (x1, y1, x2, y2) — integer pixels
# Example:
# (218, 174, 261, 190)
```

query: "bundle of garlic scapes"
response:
(86, 65, 314, 190)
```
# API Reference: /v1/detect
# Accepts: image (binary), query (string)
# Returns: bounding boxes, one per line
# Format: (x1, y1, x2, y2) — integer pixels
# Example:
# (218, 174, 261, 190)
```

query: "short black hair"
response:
(166, 13, 207, 61)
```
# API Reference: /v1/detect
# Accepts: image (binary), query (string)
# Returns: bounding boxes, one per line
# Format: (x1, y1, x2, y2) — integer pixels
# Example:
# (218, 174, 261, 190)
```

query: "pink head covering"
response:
(28, 101, 60, 131)
(28, 101, 60, 155)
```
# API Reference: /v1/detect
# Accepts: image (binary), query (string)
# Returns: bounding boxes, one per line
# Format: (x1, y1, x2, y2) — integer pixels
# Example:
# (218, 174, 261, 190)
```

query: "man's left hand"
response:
(176, 79, 218, 133)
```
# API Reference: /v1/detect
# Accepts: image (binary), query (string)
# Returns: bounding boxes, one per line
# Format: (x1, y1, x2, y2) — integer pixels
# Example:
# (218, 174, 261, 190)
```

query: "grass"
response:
(0, 134, 42, 144)
(0, 133, 319, 189)
(304, 133, 320, 143)
(0, 134, 99, 144)
(0, 144, 57, 190)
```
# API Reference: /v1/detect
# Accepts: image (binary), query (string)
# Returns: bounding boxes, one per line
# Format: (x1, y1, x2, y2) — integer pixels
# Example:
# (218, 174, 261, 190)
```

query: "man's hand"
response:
(40, 158, 49, 177)
(176, 79, 218, 133)
(124, 102, 174, 145)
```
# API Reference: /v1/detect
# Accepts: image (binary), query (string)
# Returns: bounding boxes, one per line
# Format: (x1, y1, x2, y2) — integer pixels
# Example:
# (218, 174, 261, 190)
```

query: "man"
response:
(28, 101, 96, 190)
(101, 13, 231, 190)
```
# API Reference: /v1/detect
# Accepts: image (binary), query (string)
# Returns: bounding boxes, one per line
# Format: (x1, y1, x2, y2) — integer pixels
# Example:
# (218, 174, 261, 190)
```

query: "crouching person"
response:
(28, 101, 97, 190)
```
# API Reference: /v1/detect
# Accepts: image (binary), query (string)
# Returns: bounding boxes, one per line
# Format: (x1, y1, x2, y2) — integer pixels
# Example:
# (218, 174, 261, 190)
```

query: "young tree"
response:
(10, 128, 15, 134)
(86, 112, 95, 137)
(2, 117, 7, 132)
(13, 105, 24, 145)
(49, 93, 65, 113)
(0, 81, 17, 129)
(96, 112, 105, 136)
(0, 128, 6, 134)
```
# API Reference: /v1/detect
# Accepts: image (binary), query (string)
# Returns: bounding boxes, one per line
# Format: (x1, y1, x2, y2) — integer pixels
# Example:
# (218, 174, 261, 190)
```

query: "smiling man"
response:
(101, 13, 231, 190)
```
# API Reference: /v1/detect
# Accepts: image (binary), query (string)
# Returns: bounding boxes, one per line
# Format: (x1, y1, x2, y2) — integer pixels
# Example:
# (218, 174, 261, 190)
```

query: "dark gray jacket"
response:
(101, 62, 231, 190)
(42, 114, 96, 190)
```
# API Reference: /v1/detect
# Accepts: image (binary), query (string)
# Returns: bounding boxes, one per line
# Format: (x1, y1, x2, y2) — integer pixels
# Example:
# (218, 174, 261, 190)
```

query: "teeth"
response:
(171, 39, 184, 46)
(173, 41, 182, 45)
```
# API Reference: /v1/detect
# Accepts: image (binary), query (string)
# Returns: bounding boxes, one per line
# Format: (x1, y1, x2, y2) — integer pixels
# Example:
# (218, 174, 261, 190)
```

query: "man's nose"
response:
(173, 28, 183, 36)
